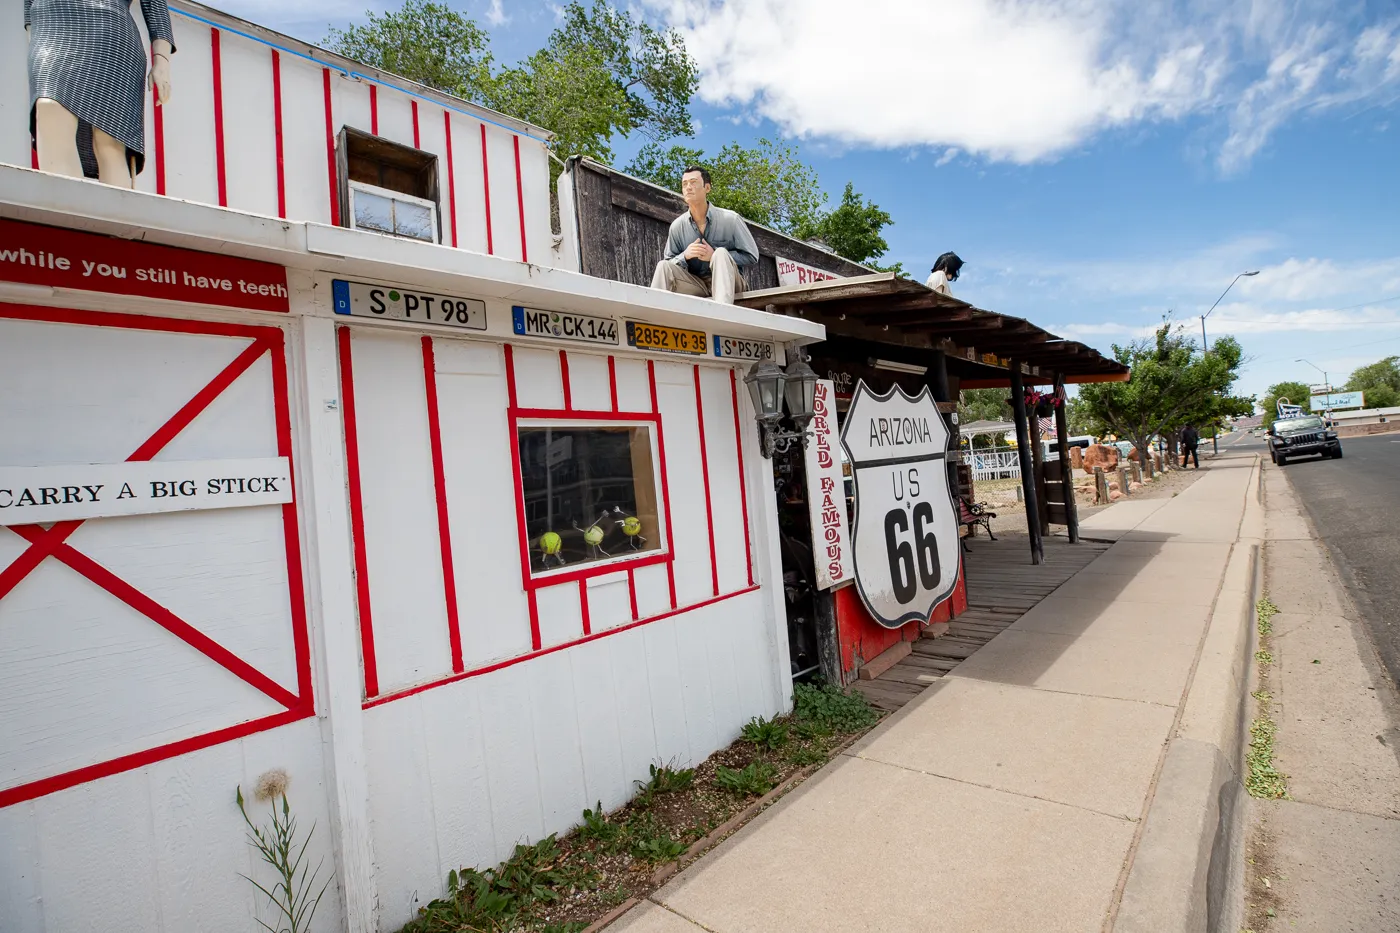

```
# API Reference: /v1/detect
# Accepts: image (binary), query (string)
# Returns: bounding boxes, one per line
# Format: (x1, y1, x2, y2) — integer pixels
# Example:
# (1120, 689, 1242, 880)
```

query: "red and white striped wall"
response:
(0, 3, 552, 265)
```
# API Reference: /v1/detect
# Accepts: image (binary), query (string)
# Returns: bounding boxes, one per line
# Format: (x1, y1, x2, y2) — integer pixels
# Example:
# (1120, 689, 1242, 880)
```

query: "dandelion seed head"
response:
(254, 768, 289, 802)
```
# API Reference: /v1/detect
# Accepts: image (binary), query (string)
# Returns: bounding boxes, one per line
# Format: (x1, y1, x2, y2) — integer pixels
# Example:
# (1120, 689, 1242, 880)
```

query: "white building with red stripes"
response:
(0, 4, 821, 931)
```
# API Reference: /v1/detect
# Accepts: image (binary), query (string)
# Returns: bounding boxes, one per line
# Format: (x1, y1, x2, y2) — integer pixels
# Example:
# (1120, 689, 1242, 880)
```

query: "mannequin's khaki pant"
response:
(651, 248, 747, 304)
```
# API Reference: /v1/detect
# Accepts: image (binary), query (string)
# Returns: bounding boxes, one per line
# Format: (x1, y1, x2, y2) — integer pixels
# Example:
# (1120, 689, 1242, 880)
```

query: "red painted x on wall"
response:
(0, 304, 313, 808)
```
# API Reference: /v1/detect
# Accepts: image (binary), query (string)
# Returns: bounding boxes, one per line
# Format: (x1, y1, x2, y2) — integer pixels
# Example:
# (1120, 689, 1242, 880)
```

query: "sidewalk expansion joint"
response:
(841, 751, 1140, 823)
(646, 897, 721, 932)
(940, 675, 1180, 710)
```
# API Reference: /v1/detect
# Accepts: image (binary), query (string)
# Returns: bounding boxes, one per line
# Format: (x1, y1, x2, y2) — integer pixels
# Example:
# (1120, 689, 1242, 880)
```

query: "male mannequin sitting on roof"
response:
(651, 166, 759, 304)
(925, 251, 964, 296)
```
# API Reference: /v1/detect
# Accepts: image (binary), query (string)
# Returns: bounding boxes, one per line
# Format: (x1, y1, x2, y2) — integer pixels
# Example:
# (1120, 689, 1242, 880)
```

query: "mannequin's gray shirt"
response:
(663, 205, 759, 278)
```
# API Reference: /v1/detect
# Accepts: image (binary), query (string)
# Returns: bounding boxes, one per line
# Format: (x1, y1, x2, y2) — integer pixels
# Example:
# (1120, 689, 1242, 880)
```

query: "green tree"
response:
(794, 183, 893, 266)
(1076, 324, 1253, 468)
(627, 138, 826, 234)
(1344, 355, 1400, 408)
(1260, 381, 1310, 429)
(957, 388, 1013, 447)
(324, 0, 494, 98)
(325, 0, 698, 168)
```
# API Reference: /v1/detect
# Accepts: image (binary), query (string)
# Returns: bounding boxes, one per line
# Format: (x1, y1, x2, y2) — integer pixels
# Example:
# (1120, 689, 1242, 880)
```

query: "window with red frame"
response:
(518, 423, 664, 573)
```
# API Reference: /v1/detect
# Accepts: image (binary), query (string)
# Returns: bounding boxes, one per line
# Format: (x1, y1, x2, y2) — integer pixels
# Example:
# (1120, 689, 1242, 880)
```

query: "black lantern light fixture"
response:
(745, 346, 818, 458)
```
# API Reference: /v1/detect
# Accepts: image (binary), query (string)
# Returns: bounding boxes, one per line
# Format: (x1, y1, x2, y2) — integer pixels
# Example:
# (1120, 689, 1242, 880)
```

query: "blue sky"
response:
(221, 0, 1400, 403)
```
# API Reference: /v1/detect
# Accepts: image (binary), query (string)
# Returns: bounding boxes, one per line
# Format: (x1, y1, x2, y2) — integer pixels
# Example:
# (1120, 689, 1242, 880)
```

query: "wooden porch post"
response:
(1009, 363, 1044, 565)
(1053, 372, 1080, 543)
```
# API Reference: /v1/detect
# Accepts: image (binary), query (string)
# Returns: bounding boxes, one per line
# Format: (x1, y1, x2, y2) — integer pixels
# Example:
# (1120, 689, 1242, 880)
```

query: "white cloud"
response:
(645, 0, 1400, 171)
(485, 0, 508, 27)
(934, 148, 960, 167)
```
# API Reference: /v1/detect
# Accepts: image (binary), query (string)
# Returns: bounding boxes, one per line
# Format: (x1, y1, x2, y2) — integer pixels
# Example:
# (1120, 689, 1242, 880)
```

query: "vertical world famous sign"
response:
(802, 380, 852, 589)
(839, 381, 961, 628)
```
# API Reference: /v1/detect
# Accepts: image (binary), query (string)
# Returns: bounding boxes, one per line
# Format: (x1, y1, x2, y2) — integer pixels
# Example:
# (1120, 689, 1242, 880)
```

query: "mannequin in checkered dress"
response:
(24, 0, 176, 186)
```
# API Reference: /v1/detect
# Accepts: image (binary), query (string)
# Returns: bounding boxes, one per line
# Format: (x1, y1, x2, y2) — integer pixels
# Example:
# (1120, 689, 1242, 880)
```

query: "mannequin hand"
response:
(151, 40, 173, 105)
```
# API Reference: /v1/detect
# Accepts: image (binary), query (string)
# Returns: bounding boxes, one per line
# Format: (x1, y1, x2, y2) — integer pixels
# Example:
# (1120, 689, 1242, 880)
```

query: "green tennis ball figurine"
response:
(574, 512, 612, 559)
(614, 507, 646, 550)
(583, 524, 605, 547)
(539, 531, 565, 567)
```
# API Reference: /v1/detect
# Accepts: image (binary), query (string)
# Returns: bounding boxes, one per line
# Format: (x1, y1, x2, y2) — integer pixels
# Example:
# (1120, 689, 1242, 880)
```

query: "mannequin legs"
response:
(33, 98, 134, 188)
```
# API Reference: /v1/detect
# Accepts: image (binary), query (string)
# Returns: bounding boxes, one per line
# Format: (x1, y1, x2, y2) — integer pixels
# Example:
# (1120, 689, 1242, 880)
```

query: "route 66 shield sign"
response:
(839, 381, 961, 628)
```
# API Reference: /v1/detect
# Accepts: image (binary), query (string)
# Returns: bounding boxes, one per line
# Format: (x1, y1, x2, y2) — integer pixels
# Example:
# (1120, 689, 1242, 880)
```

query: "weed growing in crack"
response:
(716, 761, 778, 797)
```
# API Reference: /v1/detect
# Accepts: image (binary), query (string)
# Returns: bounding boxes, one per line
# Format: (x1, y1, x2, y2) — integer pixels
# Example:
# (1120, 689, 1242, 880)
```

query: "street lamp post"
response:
(1200, 270, 1260, 353)
(1296, 358, 1330, 421)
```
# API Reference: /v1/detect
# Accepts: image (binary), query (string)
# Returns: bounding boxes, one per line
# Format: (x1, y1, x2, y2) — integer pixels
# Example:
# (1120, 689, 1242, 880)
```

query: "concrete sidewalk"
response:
(610, 455, 1262, 933)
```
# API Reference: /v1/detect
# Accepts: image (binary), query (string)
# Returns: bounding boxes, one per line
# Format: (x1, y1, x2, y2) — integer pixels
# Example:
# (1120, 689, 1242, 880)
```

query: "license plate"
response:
(332, 280, 486, 330)
(512, 306, 619, 345)
(626, 321, 708, 355)
(713, 335, 776, 361)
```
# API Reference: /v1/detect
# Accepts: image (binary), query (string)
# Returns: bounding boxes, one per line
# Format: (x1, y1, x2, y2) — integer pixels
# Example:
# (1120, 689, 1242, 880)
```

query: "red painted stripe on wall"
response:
(444, 111, 458, 247)
(210, 28, 228, 207)
(480, 124, 494, 254)
(514, 135, 528, 262)
(337, 327, 378, 696)
(559, 350, 572, 410)
(693, 367, 719, 597)
(608, 356, 619, 411)
(369, 84, 378, 136)
(648, 361, 679, 609)
(152, 47, 166, 195)
(268, 335, 315, 703)
(504, 344, 541, 649)
(271, 50, 286, 218)
(730, 370, 755, 586)
(323, 68, 339, 226)
(411, 100, 420, 149)
(578, 579, 592, 636)
(422, 336, 465, 674)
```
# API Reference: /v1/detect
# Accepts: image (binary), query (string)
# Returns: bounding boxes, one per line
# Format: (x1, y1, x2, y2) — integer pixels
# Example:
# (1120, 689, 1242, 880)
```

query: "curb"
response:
(1114, 456, 1263, 933)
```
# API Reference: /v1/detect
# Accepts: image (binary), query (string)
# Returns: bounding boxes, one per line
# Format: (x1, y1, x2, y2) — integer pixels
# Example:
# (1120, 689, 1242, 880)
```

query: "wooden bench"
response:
(958, 498, 996, 550)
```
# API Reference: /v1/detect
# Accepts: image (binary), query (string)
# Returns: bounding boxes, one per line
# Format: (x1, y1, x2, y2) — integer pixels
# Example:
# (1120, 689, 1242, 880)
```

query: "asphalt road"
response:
(1250, 431, 1400, 687)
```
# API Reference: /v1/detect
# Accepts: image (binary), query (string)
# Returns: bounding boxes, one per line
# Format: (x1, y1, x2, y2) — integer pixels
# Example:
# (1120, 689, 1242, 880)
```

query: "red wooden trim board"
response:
(421, 336, 465, 673)
(648, 361, 679, 609)
(693, 366, 719, 597)
(152, 47, 166, 195)
(480, 124, 494, 254)
(444, 111, 458, 247)
(337, 327, 378, 696)
(411, 100, 421, 149)
(502, 345, 540, 648)
(730, 370, 755, 586)
(210, 28, 228, 207)
(322, 68, 339, 226)
(270, 49, 286, 218)
(513, 135, 528, 262)
(369, 84, 379, 136)
(559, 350, 573, 410)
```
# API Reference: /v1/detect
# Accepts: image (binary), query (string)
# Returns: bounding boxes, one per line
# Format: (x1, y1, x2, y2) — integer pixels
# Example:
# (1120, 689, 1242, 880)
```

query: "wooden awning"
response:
(736, 273, 1128, 385)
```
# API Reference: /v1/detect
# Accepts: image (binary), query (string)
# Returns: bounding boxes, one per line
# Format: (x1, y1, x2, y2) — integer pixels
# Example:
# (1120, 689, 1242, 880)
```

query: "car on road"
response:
(1268, 414, 1343, 465)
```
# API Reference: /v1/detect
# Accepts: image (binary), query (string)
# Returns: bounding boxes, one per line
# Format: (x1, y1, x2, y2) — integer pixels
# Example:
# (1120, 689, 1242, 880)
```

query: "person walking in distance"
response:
(651, 165, 758, 304)
(1181, 424, 1201, 469)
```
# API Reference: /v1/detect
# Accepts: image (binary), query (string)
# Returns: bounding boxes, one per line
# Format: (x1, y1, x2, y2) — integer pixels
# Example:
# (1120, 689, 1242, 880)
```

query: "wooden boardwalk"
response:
(851, 534, 1112, 711)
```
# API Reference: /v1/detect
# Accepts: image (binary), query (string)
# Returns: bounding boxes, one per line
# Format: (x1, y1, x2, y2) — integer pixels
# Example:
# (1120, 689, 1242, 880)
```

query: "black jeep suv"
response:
(1268, 414, 1343, 465)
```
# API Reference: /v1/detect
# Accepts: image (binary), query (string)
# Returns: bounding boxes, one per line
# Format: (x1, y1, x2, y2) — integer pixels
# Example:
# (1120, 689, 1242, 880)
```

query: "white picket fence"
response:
(968, 447, 1022, 481)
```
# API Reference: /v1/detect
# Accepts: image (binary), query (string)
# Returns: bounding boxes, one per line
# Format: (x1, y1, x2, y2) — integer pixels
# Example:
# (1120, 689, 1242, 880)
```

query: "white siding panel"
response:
(33, 770, 162, 932)
(477, 664, 544, 860)
(566, 350, 612, 412)
(162, 22, 219, 206)
(699, 366, 750, 594)
(613, 357, 651, 413)
(0, 801, 43, 931)
(484, 125, 524, 262)
(376, 89, 417, 149)
(632, 563, 671, 618)
(587, 573, 632, 631)
(517, 134, 554, 268)
(535, 582, 584, 648)
(608, 631, 659, 789)
(0, 319, 258, 466)
(511, 346, 564, 410)
(642, 624, 690, 766)
(568, 638, 629, 811)
(673, 609, 719, 765)
(219, 32, 279, 218)
(446, 113, 490, 256)
(280, 57, 333, 225)
(527, 652, 587, 830)
(0, 558, 281, 789)
(333, 73, 373, 140)
(412, 102, 451, 247)
(0, 4, 30, 170)
(364, 700, 441, 929)
(434, 341, 534, 668)
(349, 331, 453, 692)
(655, 375, 710, 607)
(419, 680, 497, 880)
(158, 351, 279, 460)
